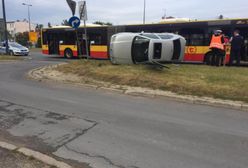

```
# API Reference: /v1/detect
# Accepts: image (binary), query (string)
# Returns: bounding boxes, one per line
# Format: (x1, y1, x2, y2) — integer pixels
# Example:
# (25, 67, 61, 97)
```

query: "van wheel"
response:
(64, 49, 73, 59)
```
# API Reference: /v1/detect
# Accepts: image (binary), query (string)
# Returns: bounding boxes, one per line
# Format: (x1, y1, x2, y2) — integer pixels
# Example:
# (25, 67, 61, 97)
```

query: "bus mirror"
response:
(59, 41, 64, 44)
(90, 41, 95, 45)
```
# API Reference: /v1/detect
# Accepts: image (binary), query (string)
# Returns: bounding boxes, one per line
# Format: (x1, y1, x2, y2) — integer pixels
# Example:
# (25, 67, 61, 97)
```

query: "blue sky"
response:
(1, 0, 248, 26)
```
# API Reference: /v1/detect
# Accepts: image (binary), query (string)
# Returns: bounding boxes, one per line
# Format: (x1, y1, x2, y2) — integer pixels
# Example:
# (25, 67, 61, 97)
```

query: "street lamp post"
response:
(22, 3, 32, 32)
(143, 0, 146, 24)
(2, 0, 9, 54)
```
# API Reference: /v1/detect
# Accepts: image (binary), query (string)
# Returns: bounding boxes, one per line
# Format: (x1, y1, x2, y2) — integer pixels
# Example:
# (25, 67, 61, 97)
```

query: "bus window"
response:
(62, 32, 76, 45)
(244, 38, 248, 61)
(89, 34, 102, 45)
(190, 34, 204, 46)
(42, 31, 48, 45)
(180, 28, 205, 46)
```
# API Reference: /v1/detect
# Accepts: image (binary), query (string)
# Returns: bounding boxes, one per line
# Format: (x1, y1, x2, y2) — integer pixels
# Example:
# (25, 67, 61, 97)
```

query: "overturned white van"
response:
(109, 32, 186, 65)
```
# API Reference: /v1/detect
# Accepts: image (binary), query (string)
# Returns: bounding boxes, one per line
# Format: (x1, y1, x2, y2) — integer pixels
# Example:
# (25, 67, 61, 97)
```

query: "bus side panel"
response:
(90, 45, 108, 59)
(42, 45, 49, 55)
(184, 54, 204, 62)
(59, 45, 78, 57)
(184, 46, 209, 62)
(184, 46, 231, 63)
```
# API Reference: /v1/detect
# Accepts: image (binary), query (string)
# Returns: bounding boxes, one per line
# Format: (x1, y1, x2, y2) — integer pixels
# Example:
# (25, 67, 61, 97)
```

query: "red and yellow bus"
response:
(41, 18, 248, 63)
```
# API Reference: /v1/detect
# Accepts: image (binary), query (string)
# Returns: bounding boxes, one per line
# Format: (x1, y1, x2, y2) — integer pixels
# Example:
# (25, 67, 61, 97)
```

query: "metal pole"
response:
(84, 20, 89, 59)
(28, 5, 31, 31)
(22, 3, 32, 32)
(143, 0, 146, 24)
(2, 0, 9, 54)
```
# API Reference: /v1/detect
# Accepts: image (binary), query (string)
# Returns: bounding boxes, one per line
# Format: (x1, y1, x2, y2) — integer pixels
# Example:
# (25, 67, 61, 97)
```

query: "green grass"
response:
(55, 60, 248, 103)
(0, 55, 23, 61)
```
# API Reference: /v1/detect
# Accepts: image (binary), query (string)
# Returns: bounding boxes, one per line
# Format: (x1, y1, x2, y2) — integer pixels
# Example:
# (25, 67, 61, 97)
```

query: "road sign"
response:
(66, 0, 76, 16)
(78, 1, 87, 21)
(69, 16, 81, 29)
(29, 32, 38, 43)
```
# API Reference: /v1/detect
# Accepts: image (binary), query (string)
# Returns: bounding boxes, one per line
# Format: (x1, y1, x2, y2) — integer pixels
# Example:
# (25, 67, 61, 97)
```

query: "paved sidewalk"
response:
(0, 147, 52, 168)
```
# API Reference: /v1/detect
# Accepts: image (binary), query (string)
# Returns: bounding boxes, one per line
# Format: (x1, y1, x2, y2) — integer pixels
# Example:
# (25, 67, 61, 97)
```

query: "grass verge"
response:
(55, 60, 248, 103)
(0, 55, 23, 61)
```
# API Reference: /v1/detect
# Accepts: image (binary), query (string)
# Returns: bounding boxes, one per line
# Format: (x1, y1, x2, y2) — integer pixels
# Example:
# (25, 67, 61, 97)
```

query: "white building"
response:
(7, 19, 36, 37)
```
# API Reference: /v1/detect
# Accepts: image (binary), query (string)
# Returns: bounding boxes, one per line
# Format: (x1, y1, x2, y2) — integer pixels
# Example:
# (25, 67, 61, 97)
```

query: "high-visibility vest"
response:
(210, 35, 224, 50)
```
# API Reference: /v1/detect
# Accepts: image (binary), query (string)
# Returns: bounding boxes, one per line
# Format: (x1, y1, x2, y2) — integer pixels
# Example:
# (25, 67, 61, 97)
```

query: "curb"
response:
(0, 141, 72, 168)
(27, 64, 248, 112)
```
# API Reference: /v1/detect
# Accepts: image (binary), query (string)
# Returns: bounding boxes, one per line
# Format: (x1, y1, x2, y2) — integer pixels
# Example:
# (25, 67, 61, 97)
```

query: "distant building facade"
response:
(7, 19, 35, 38)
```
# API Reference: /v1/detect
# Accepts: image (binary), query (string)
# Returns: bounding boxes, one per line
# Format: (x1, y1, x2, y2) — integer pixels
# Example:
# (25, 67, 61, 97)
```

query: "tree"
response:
(48, 22, 52, 28)
(35, 24, 44, 33)
(93, 21, 113, 26)
(16, 32, 29, 47)
(218, 15, 224, 19)
(36, 36, 42, 48)
(61, 19, 70, 26)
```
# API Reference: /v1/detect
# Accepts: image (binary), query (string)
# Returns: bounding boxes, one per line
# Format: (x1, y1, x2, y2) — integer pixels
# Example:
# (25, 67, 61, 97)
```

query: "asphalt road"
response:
(1, 52, 248, 168)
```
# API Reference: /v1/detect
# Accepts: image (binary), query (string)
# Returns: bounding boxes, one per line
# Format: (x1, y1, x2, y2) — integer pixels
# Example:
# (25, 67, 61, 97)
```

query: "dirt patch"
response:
(0, 147, 52, 168)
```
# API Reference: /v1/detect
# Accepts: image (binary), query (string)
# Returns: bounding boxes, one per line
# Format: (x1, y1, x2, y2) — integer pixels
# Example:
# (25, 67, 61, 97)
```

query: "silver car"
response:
(110, 32, 186, 65)
(0, 42, 29, 56)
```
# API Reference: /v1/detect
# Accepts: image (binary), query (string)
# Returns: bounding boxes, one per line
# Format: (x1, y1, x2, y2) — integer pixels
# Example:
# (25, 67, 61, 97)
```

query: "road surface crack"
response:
(64, 145, 140, 168)
(65, 145, 125, 168)
(56, 119, 98, 149)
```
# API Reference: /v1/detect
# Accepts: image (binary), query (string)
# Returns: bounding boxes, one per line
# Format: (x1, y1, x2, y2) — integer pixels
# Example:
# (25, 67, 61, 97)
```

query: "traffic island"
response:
(27, 60, 248, 111)
(0, 141, 72, 168)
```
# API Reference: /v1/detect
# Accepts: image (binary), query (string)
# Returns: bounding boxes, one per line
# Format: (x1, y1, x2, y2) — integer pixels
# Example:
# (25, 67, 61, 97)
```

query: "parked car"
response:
(110, 32, 186, 65)
(0, 42, 29, 56)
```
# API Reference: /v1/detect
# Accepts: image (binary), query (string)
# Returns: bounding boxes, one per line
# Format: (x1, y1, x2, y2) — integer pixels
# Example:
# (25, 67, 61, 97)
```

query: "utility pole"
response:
(22, 3, 32, 32)
(143, 0, 146, 24)
(2, 0, 9, 54)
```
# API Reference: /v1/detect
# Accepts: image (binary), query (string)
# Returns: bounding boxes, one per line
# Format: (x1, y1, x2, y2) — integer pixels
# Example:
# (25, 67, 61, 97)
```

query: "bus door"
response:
(48, 33, 59, 55)
(239, 28, 248, 61)
(76, 31, 87, 56)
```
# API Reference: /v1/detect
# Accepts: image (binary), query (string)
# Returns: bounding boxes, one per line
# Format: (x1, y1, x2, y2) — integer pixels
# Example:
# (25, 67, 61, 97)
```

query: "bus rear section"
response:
(41, 26, 109, 59)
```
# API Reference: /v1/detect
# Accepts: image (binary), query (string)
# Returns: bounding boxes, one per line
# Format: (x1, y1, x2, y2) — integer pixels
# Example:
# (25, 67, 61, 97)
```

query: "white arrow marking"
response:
(72, 19, 80, 27)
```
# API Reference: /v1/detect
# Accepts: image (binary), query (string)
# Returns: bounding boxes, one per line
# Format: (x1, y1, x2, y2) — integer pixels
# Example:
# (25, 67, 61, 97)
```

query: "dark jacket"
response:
(231, 35, 244, 50)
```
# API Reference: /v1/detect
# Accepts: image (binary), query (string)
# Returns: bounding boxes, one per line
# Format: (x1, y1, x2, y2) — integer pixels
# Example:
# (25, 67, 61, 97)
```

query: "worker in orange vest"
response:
(209, 30, 225, 66)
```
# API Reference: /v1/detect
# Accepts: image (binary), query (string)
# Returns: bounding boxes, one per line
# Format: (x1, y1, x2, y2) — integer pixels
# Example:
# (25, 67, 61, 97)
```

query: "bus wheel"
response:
(64, 49, 73, 59)
(204, 52, 213, 65)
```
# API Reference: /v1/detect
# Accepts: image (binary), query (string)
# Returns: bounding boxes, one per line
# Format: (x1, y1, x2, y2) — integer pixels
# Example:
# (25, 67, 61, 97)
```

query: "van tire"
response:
(64, 49, 73, 59)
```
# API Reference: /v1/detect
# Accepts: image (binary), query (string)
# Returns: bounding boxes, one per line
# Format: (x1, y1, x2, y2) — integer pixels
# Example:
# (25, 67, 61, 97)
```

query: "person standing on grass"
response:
(209, 30, 225, 66)
(229, 30, 244, 66)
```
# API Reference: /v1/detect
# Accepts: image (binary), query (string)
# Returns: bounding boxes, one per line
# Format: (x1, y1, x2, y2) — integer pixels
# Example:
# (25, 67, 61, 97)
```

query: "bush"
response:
(35, 37, 42, 48)
(16, 32, 29, 47)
